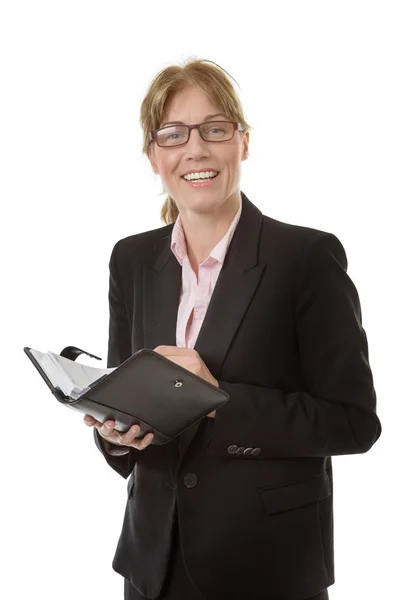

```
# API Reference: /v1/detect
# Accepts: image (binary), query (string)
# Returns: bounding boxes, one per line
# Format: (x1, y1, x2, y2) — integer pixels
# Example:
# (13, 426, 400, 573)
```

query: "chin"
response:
(188, 196, 222, 212)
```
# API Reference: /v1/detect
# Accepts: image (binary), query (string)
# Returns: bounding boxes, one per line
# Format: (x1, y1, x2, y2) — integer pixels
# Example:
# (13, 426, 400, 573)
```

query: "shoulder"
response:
(109, 223, 174, 269)
(260, 213, 347, 271)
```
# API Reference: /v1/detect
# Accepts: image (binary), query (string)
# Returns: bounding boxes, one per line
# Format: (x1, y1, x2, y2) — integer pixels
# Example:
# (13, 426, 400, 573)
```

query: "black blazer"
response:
(95, 192, 381, 600)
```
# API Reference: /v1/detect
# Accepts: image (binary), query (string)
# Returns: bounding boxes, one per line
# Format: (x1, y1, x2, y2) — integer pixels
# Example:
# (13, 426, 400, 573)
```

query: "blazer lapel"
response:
(142, 231, 181, 351)
(142, 192, 266, 462)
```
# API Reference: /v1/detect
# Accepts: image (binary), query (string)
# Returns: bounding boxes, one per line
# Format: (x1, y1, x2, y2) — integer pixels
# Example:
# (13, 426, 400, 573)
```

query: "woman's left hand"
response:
(153, 345, 218, 418)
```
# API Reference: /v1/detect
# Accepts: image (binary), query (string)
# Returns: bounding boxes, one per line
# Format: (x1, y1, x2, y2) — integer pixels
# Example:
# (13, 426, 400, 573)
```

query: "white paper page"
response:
(29, 349, 61, 388)
(47, 352, 116, 393)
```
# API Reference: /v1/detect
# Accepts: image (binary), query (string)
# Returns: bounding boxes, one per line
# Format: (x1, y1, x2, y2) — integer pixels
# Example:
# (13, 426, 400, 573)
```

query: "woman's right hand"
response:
(84, 415, 154, 450)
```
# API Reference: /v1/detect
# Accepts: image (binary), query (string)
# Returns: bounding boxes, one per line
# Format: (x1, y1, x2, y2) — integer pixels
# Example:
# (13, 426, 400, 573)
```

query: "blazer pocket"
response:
(259, 472, 331, 515)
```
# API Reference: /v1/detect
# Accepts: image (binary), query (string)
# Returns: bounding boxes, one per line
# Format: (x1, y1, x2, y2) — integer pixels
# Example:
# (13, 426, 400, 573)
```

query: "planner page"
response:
(47, 352, 116, 397)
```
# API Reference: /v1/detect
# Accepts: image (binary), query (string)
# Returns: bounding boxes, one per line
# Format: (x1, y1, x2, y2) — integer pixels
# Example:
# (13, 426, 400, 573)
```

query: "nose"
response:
(184, 127, 210, 159)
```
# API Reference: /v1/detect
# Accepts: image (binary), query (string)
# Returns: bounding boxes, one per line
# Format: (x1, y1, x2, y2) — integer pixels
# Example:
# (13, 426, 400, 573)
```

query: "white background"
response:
(1, 1, 398, 598)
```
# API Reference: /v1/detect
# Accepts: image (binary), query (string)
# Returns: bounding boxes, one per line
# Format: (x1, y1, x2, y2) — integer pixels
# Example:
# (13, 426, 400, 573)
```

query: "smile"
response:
(182, 175, 218, 187)
(181, 172, 220, 187)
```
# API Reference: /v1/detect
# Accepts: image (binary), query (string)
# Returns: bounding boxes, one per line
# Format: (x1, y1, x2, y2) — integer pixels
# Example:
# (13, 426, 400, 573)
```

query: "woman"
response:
(84, 59, 381, 600)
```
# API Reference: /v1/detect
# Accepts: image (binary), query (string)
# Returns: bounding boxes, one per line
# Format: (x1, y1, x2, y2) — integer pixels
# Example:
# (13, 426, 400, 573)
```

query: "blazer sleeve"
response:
(208, 232, 382, 459)
(93, 239, 139, 478)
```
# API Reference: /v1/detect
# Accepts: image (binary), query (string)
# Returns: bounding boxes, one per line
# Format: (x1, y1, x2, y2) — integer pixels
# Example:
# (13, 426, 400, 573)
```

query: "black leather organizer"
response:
(24, 346, 229, 445)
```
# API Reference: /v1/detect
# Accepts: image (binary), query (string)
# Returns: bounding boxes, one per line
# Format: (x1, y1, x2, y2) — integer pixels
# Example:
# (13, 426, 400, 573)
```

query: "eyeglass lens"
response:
(156, 121, 235, 147)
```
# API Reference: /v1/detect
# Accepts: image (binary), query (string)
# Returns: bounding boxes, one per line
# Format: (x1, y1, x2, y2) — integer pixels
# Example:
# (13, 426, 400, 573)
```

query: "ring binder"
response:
(59, 346, 102, 362)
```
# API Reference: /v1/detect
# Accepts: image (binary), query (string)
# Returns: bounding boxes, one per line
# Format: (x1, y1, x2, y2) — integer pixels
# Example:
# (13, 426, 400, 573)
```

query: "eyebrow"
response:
(160, 113, 228, 128)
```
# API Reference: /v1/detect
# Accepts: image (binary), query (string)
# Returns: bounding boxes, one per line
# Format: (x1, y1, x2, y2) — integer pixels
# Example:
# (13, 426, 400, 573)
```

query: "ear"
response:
(149, 145, 160, 175)
(242, 131, 250, 161)
(150, 158, 159, 175)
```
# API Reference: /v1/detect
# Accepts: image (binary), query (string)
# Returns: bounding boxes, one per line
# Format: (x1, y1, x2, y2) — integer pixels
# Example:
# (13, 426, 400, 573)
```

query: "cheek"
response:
(226, 156, 243, 178)
(158, 158, 179, 181)
(224, 145, 243, 172)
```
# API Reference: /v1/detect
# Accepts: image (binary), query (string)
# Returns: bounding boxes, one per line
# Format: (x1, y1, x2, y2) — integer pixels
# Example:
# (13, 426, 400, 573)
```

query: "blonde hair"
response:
(140, 58, 251, 225)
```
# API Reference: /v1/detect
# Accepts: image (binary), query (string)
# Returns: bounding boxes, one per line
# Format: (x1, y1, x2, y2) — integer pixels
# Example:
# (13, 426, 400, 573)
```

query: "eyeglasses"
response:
(149, 121, 244, 148)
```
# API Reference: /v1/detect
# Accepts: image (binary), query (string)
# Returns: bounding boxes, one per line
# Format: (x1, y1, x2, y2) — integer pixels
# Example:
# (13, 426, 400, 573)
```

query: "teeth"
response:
(183, 171, 218, 181)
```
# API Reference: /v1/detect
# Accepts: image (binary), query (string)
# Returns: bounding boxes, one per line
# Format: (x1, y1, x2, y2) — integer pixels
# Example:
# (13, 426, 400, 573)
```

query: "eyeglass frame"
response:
(149, 121, 244, 148)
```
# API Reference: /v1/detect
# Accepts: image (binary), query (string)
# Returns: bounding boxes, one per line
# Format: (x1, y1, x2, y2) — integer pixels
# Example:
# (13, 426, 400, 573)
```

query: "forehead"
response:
(162, 86, 224, 124)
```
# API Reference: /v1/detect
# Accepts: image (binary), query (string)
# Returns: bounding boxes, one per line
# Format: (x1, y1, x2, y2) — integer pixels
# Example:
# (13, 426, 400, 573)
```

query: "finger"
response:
(131, 432, 154, 451)
(99, 421, 113, 437)
(99, 419, 117, 436)
(96, 421, 121, 444)
(120, 424, 140, 446)
(84, 415, 104, 428)
(143, 432, 154, 447)
(154, 345, 195, 355)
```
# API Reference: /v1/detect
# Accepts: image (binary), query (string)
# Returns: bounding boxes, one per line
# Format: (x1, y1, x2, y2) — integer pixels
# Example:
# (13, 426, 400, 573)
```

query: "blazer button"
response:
(227, 445, 238, 454)
(184, 473, 198, 488)
(251, 448, 261, 456)
(236, 446, 245, 456)
(243, 447, 253, 456)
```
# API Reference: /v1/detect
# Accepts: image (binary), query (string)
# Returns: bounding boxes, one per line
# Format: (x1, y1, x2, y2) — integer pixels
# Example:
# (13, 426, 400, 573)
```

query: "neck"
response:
(179, 192, 240, 272)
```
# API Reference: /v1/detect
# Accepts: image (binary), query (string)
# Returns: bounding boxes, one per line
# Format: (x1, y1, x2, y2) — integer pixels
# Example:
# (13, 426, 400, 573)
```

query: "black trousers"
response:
(124, 518, 329, 600)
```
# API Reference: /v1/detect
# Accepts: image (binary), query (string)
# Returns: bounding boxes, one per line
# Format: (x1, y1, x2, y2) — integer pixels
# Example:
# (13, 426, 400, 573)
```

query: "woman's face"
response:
(149, 85, 249, 216)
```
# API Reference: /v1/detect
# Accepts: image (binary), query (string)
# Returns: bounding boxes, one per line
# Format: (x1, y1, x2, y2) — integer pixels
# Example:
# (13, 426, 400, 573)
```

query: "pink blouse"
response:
(171, 198, 242, 349)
